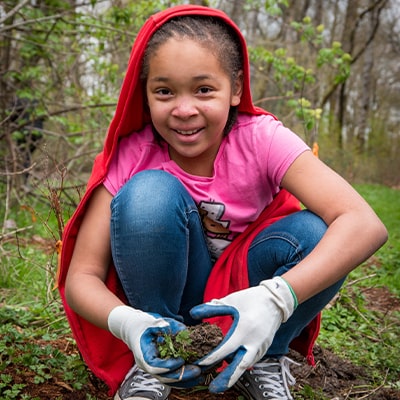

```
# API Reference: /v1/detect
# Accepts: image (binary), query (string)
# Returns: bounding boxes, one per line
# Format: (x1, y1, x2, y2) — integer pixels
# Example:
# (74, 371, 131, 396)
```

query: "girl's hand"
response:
(190, 276, 297, 393)
(108, 305, 202, 383)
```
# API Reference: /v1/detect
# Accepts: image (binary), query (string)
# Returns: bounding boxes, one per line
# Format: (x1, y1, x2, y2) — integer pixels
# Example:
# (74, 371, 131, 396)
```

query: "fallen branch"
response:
(346, 273, 377, 287)
(0, 225, 33, 242)
(350, 368, 389, 399)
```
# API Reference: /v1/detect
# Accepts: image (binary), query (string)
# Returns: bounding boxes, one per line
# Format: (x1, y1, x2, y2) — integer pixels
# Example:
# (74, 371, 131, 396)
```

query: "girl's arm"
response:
(281, 150, 388, 304)
(65, 185, 124, 330)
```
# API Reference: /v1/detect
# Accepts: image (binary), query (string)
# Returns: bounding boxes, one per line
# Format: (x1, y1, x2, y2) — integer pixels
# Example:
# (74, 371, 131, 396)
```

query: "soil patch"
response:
(2, 338, 399, 399)
(1, 287, 399, 399)
(362, 286, 400, 312)
(290, 346, 399, 400)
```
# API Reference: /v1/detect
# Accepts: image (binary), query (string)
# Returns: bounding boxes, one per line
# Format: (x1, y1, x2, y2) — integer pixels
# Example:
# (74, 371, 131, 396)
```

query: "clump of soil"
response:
(158, 322, 224, 363)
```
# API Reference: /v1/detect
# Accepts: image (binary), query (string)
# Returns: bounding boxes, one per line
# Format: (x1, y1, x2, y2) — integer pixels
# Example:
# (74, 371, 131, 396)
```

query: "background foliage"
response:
(1, 0, 399, 202)
(0, 1, 399, 398)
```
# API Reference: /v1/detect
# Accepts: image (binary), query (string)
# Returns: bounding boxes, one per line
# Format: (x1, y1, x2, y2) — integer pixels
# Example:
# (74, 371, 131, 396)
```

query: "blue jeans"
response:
(110, 170, 344, 357)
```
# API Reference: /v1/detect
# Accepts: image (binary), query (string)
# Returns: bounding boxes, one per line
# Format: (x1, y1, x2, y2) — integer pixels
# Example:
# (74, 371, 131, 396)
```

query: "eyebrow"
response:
(148, 74, 215, 83)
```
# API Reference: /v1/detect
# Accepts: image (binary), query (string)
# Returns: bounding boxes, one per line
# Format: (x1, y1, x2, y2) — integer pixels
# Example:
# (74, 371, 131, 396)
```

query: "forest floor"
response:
(3, 285, 400, 400)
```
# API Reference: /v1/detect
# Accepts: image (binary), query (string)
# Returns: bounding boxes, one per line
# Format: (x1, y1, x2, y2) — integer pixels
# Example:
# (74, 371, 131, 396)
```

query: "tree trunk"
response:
(357, 17, 374, 152)
(336, 0, 359, 146)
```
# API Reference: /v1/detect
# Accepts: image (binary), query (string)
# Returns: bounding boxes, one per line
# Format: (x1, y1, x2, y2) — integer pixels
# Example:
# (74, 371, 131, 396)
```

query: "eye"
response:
(197, 86, 213, 95)
(155, 88, 172, 96)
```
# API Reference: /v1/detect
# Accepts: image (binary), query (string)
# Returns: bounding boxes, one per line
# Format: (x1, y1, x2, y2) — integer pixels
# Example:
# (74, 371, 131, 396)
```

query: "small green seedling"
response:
(157, 323, 224, 363)
(158, 329, 198, 362)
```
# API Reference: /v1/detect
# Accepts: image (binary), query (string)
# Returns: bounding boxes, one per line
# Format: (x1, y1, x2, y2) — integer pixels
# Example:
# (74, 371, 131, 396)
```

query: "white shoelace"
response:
(251, 357, 300, 400)
(126, 365, 166, 396)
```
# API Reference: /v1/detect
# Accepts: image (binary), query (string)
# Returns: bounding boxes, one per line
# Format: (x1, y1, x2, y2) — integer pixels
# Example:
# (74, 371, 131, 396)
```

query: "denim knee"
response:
(111, 170, 197, 227)
(290, 210, 327, 250)
(109, 170, 212, 321)
(248, 210, 327, 284)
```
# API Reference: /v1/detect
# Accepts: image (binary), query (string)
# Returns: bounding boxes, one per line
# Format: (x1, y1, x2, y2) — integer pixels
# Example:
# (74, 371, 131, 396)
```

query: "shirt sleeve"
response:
(255, 115, 310, 187)
(103, 134, 140, 196)
(103, 126, 168, 196)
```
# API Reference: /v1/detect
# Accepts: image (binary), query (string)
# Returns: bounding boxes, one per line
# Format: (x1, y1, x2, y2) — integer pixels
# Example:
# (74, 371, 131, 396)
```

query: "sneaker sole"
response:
(234, 380, 254, 400)
(114, 395, 169, 400)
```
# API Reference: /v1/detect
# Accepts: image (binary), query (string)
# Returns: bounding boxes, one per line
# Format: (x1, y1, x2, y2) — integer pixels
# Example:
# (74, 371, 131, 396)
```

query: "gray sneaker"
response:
(235, 357, 299, 400)
(114, 365, 171, 400)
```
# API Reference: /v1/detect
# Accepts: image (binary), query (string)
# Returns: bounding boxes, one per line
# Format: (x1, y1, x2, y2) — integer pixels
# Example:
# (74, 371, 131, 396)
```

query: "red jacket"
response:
(57, 5, 319, 396)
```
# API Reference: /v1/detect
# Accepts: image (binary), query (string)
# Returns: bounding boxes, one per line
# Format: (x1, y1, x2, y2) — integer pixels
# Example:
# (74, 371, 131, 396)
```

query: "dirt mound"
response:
(3, 338, 399, 399)
(290, 345, 400, 399)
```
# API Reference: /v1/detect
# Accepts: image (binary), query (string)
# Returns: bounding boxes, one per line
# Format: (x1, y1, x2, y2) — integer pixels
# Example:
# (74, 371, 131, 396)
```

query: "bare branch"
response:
(0, 163, 37, 176)
(0, 13, 66, 33)
(0, 226, 33, 242)
(0, 0, 30, 25)
(49, 102, 116, 117)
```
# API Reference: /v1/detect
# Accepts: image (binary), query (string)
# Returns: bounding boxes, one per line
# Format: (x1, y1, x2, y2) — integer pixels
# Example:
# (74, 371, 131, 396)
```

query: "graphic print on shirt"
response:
(198, 201, 232, 259)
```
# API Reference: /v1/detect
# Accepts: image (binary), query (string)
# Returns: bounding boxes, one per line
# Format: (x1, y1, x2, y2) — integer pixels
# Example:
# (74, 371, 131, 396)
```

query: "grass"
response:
(355, 184, 400, 293)
(0, 313, 88, 392)
(0, 183, 399, 399)
(316, 184, 400, 391)
(0, 183, 91, 399)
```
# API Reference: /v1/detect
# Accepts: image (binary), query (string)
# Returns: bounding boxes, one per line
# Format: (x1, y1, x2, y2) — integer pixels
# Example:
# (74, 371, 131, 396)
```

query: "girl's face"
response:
(146, 37, 242, 176)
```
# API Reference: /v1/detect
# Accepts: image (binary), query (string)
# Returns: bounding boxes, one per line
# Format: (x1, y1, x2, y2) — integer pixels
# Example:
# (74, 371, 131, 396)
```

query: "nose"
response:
(171, 96, 198, 119)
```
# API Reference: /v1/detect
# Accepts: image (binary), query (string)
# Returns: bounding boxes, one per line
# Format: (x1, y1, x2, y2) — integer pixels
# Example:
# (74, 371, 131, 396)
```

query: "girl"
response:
(58, 5, 387, 400)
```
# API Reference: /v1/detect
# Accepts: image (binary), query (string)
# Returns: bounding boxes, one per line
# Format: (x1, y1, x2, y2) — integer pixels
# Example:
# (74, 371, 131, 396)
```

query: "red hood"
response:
(101, 4, 268, 172)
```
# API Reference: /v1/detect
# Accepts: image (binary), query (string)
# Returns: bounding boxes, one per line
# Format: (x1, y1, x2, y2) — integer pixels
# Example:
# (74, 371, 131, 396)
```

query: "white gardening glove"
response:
(108, 305, 202, 384)
(190, 276, 298, 393)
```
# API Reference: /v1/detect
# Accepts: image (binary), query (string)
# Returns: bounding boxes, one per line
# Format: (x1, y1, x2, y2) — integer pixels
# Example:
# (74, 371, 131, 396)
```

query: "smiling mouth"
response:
(174, 128, 202, 136)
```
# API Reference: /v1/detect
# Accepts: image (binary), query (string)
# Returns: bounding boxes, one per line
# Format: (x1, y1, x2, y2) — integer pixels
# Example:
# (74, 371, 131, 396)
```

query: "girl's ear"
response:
(231, 70, 243, 106)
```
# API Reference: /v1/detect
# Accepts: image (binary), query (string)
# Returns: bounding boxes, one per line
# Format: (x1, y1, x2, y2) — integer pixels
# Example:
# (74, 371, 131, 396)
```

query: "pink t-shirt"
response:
(104, 113, 309, 259)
